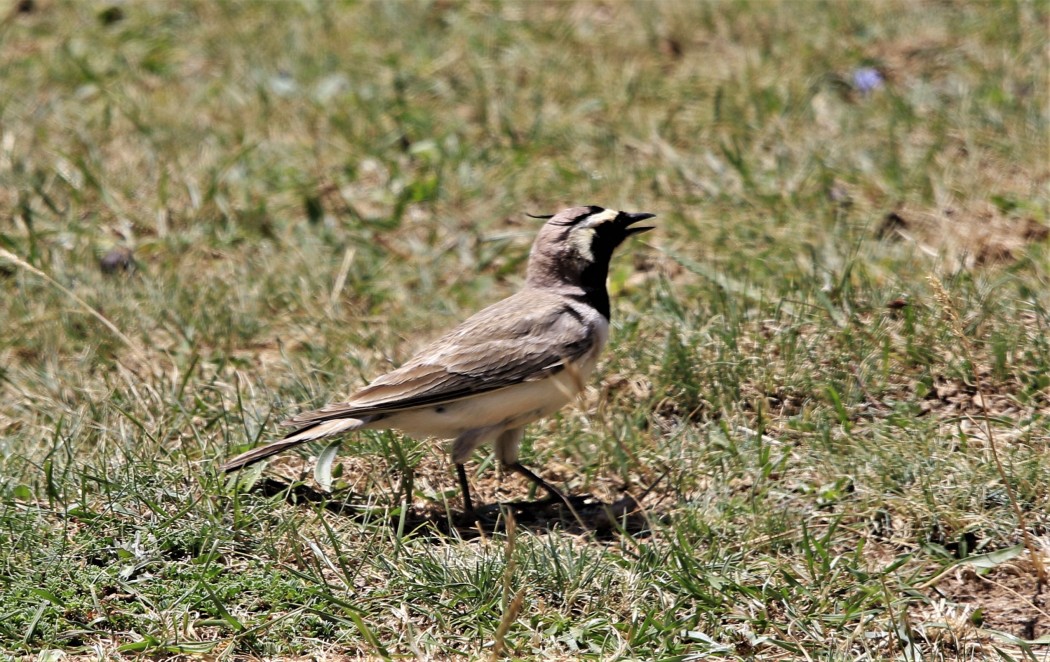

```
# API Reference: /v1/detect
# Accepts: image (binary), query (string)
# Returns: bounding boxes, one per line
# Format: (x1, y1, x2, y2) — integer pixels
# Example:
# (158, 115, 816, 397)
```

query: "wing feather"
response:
(283, 291, 595, 426)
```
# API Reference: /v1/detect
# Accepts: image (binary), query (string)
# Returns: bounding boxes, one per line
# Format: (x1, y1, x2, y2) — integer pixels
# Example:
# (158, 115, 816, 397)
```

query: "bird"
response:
(221, 205, 655, 515)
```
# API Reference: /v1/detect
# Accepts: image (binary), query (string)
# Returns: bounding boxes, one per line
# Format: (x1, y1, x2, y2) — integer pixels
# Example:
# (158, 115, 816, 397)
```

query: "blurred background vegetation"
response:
(0, 1, 1047, 658)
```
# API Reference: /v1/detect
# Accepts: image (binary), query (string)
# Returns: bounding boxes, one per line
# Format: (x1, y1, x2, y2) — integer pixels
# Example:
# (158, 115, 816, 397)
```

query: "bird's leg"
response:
(496, 430, 576, 510)
(456, 463, 475, 515)
(506, 462, 567, 505)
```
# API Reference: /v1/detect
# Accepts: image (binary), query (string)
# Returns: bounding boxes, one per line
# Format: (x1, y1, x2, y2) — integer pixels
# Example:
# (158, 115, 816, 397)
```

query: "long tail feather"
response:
(221, 417, 366, 472)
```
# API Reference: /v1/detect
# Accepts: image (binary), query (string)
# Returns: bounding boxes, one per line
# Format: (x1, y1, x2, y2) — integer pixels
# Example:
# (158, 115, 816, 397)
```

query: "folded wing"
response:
(284, 292, 595, 426)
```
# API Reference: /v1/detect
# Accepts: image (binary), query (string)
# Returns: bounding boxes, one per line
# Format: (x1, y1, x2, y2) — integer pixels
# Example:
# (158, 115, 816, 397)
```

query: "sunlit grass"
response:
(1, 1, 1047, 658)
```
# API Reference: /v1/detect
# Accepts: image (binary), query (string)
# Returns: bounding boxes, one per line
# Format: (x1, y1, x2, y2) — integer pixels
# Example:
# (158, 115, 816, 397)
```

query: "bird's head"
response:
(525, 205, 655, 290)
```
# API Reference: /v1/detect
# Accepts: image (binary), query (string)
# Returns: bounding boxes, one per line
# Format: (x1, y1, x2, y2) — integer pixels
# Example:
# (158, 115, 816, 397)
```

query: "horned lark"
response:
(222, 205, 655, 513)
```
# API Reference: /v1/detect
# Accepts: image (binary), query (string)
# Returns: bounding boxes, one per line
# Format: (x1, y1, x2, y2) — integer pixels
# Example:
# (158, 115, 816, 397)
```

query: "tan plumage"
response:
(285, 289, 597, 425)
(222, 205, 655, 513)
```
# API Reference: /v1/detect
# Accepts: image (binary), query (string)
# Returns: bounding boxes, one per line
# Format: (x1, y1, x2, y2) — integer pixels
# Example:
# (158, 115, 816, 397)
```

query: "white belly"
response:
(377, 313, 608, 457)
(380, 364, 592, 440)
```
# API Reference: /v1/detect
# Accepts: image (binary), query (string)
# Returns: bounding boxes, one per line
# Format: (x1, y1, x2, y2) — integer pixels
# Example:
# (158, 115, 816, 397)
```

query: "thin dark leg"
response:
(507, 462, 567, 504)
(456, 463, 474, 514)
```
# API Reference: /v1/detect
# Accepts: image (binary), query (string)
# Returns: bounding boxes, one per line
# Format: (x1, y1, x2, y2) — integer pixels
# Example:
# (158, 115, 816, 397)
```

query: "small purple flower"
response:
(851, 67, 884, 94)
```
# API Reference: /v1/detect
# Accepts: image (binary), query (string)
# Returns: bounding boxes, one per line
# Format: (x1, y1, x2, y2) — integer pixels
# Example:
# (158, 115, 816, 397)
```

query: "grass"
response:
(1, 0, 1048, 658)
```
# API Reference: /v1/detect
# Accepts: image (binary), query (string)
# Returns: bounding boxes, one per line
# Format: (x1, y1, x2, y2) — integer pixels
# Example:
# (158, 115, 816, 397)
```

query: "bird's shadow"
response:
(253, 477, 652, 539)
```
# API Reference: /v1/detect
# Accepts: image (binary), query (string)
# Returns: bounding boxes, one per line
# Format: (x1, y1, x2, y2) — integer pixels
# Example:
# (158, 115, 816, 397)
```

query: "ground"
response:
(0, 1, 1048, 659)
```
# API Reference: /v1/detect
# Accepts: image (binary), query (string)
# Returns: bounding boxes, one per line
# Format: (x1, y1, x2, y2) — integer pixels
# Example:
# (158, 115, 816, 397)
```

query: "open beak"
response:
(622, 211, 656, 236)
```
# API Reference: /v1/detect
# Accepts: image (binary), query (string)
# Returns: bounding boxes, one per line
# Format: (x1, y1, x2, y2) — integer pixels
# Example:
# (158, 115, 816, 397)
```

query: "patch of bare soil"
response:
(247, 449, 655, 539)
(926, 564, 1048, 642)
(877, 202, 1048, 271)
(253, 476, 651, 539)
(918, 374, 1042, 418)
